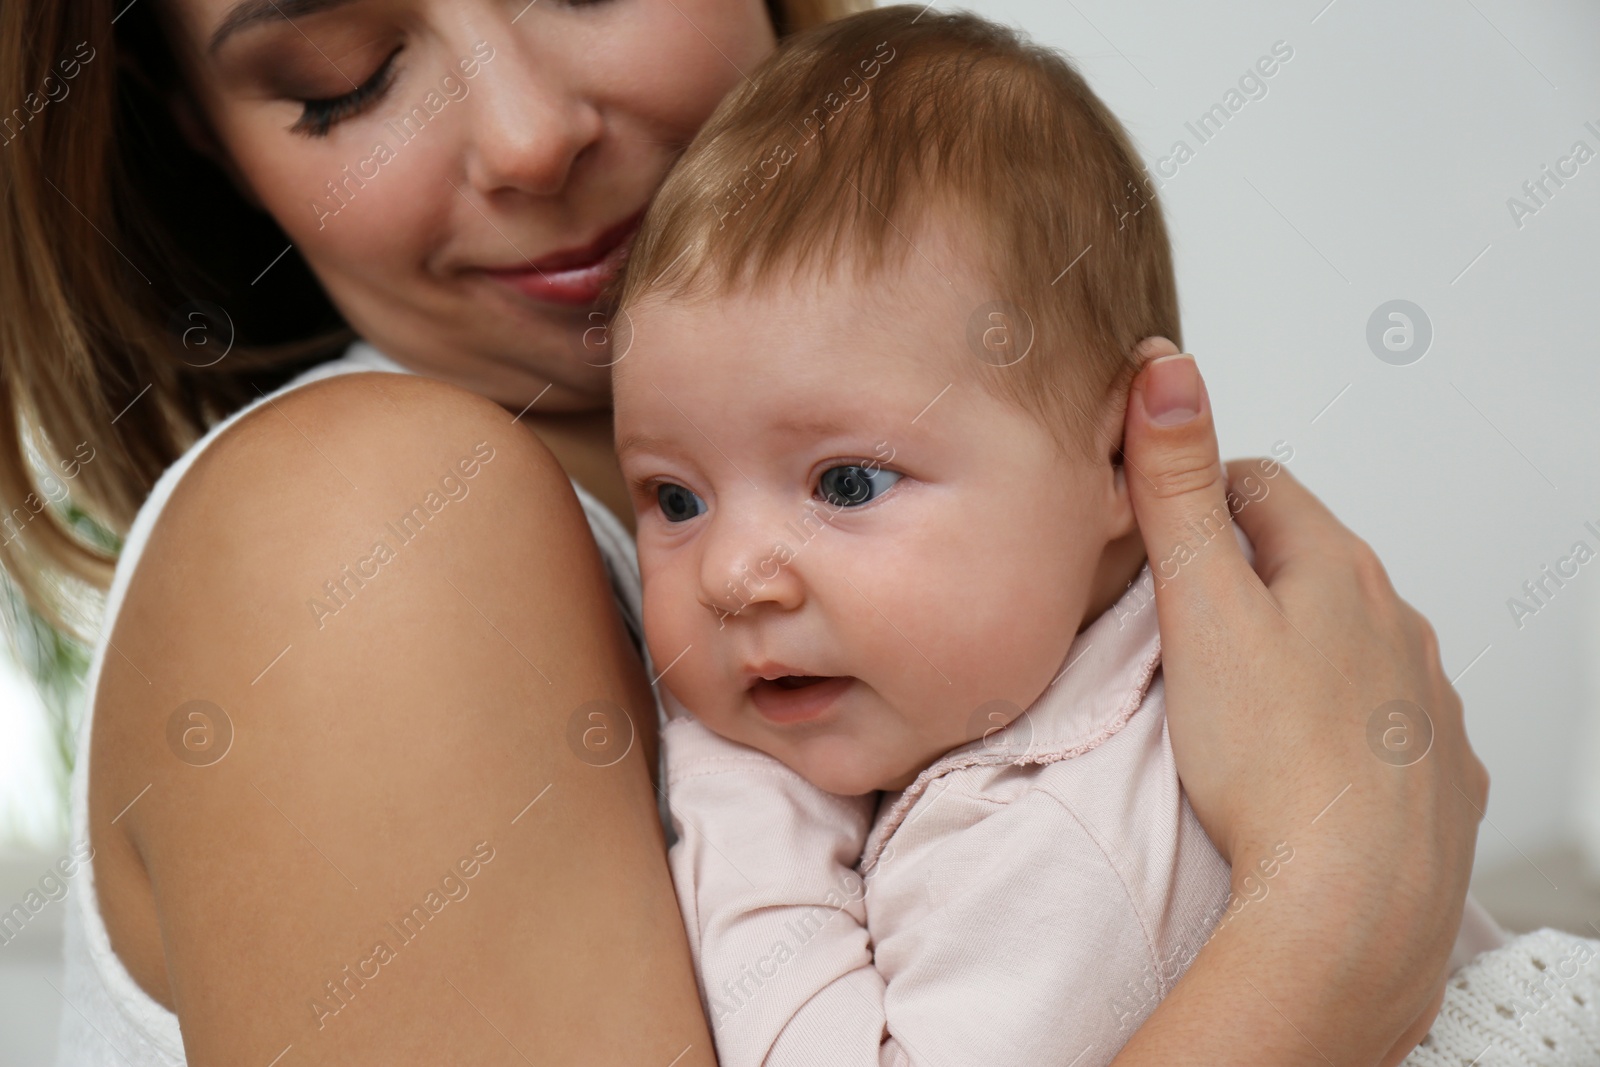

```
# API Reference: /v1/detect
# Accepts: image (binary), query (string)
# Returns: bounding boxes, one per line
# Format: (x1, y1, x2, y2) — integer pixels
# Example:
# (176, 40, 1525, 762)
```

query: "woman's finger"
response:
(1223, 459, 1348, 587)
(1122, 340, 1257, 626)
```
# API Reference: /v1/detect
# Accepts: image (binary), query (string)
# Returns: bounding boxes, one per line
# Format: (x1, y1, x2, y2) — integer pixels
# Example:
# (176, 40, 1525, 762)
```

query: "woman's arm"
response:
(1108, 341, 1487, 1066)
(90, 373, 714, 1066)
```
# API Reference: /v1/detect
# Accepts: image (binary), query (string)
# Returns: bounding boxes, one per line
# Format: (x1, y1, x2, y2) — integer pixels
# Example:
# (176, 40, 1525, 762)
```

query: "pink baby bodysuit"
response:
(663, 561, 1505, 1066)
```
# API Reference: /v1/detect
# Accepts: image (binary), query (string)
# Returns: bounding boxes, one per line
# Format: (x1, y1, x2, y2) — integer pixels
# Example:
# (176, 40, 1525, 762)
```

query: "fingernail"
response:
(1134, 336, 1178, 361)
(1143, 353, 1200, 426)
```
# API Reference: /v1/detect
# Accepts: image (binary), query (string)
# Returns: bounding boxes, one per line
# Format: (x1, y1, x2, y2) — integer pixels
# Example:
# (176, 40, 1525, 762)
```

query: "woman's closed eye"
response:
(291, 47, 403, 138)
(817, 465, 901, 508)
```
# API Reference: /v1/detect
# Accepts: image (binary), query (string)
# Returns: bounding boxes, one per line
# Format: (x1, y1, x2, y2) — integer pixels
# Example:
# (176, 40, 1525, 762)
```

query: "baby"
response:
(604, 7, 1598, 1066)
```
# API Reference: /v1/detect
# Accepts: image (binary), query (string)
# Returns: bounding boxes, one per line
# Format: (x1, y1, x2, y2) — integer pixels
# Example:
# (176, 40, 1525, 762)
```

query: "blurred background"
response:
(2, 0, 1597, 1060)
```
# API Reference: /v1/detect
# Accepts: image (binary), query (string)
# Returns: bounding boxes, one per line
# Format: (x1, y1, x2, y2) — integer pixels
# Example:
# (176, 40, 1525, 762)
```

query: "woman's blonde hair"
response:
(0, 0, 869, 631)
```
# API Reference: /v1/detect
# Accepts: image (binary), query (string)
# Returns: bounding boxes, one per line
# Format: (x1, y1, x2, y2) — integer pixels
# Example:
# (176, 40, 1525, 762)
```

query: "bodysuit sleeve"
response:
(662, 716, 913, 1067)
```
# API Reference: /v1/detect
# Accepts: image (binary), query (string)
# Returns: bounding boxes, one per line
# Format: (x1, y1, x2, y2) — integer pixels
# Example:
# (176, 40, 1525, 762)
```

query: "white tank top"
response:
(55, 341, 658, 1065)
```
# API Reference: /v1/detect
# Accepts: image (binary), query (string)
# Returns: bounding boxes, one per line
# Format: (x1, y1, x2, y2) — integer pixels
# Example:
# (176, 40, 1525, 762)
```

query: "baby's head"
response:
(608, 5, 1179, 795)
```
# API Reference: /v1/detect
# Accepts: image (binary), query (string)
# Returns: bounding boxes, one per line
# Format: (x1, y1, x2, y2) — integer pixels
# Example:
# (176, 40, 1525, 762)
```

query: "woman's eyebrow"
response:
(208, 0, 363, 55)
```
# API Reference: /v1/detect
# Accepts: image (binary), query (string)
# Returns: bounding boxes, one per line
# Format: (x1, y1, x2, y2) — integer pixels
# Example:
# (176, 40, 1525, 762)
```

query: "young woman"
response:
(0, 1, 1486, 1064)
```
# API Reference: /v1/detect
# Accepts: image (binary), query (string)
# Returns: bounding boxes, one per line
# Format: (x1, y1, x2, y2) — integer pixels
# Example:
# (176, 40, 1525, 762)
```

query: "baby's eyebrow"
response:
(617, 413, 872, 462)
(615, 430, 678, 461)
(766, 414, 860, 439)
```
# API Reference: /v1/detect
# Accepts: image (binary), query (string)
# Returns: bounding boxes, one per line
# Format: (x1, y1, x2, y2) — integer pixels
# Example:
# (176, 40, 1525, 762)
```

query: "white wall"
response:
(1577, 584, 1600, 877)
(957, 0, 1600, 872)
(0, 651, 65, 848)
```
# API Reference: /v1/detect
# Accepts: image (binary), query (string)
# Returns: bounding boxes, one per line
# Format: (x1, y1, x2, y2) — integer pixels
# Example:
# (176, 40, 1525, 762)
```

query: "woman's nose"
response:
(456, 32, 604, 199)
(697, 508, 806, 620)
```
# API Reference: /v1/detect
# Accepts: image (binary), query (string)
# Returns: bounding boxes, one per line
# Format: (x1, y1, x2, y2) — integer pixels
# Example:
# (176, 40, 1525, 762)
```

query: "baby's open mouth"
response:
(768, 675, 831, 690)
(747, 674, 854, 724)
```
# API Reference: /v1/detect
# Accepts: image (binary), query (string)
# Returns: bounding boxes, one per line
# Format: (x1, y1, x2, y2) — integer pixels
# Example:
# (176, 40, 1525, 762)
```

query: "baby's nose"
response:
(697, 514, 807, 620)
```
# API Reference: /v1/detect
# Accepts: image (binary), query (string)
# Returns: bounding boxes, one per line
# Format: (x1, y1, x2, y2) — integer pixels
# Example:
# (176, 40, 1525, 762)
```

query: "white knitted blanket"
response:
(1405, 928, 1600, 1066)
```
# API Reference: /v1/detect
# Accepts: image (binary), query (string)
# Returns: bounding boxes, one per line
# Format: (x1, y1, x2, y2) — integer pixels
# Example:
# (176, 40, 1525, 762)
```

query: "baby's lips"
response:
(741, 660, 820, 689)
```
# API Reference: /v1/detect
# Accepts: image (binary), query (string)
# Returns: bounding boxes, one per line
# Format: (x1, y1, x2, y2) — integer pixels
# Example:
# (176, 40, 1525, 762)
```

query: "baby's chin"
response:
(710, 706, 930, 795)
(776, 741, 921, 797)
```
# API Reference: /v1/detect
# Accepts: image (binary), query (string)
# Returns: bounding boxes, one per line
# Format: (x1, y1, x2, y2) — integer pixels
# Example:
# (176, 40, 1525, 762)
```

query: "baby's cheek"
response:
(641, 590, 735, 727)
(640, 588, 693, 686)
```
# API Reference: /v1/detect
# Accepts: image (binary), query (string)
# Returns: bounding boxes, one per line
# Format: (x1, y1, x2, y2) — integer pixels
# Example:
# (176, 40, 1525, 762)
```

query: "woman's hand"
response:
(1112, 337, 1488, 1066)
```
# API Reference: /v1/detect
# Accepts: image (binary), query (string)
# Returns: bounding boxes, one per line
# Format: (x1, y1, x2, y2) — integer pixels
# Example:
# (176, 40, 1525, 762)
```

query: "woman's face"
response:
(160, 0, 778, 410)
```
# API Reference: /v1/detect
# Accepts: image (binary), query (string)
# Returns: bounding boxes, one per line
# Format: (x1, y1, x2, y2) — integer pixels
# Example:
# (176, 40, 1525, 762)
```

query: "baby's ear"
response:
(1098, 382, 1138, 540)
(1106, 457, 1138, 541)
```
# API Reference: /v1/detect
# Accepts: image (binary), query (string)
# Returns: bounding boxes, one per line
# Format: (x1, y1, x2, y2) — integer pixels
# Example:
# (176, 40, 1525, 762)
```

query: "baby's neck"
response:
(1079, 530, 1148, 634)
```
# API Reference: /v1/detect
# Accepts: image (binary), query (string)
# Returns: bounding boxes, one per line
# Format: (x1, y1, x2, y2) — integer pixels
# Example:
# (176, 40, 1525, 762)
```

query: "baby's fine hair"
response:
(611, 4, 1181, 456)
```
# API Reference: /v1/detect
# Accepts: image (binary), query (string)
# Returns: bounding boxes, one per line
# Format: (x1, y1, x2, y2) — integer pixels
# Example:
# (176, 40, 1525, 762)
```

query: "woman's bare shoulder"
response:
(97, 366, 610, 762)
(104, 369, 597, 689)
(84, 370, 672, 1059)
(179, 369, 568, 528)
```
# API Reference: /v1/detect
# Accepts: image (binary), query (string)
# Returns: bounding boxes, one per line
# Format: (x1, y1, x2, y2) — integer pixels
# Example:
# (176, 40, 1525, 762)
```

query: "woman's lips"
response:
(749, 676, 854, 725)
(482, 208, 644, 307)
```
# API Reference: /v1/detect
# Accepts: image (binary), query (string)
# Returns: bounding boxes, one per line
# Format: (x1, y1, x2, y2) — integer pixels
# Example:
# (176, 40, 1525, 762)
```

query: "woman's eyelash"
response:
(291, 48, 403, 139)
(285, 0, 620, 138)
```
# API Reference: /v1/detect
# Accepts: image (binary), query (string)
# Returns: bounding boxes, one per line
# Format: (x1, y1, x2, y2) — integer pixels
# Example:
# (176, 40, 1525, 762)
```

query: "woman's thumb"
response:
(1123, 339, 1251, 614)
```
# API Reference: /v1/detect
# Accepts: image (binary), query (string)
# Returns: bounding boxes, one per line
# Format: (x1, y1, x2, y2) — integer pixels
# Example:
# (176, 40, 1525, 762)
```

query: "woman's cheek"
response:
(215, 93, 434, 253)
(269, 130, 445, 263)
(600, 0, 775, 136)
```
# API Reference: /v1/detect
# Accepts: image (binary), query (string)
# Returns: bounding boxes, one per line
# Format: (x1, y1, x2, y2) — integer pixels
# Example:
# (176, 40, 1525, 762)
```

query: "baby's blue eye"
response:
(657, 483, 705, 523)
(817, 465, 901, 508)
